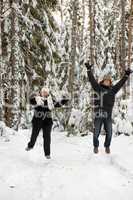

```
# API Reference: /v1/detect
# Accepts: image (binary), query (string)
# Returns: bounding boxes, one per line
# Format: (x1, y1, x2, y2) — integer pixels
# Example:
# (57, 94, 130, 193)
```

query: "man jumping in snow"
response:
(85, 62, 132, 154)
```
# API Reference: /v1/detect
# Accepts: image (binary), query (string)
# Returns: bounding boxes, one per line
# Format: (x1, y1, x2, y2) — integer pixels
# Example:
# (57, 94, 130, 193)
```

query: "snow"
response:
(68, 108, 83, 127)
(32, 0, 37, 8)
(0, 130, 133, 200)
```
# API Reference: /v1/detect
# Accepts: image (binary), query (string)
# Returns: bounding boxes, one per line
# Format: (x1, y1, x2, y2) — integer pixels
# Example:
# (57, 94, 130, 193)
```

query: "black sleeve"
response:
(87, 70, 101, 92)
(112, 74, 129, 94)
(29, 97, 37, 105)
(53, 99, 69, 108)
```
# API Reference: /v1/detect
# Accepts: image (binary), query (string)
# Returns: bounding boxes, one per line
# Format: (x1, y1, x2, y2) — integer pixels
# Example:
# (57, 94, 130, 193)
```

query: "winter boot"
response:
(45, 155, 51, 159)
(105, 147, 110, 154)
(93, 147, 99, 154)
(25, 146, 32, 151)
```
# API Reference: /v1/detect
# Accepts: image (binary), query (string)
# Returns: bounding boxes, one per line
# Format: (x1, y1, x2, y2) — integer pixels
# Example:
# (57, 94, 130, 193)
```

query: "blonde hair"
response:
(41, 87, 49, 94)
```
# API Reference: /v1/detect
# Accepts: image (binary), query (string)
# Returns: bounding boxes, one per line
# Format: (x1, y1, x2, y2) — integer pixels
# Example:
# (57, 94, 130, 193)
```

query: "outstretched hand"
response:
(35, 96, 44, 106)
(85, 61, 93, 71)
(125, 68, 133, 76)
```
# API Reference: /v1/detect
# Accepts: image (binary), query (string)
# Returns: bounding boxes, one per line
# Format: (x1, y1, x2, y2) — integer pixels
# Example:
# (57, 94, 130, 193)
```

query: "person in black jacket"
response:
(25, 87, 69, 159)
(85, 61, 132, 154)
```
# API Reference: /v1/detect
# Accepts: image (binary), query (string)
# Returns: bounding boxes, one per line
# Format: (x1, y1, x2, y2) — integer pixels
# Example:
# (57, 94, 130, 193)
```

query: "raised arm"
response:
(29, 93, 37, 105)
(85, 62, 101, 92)
(112, 68, 132, 94)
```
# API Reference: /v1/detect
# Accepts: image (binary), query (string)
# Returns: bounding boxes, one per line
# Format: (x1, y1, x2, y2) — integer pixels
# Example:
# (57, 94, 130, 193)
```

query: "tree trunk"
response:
(127, 0, 133, 67)
(4, 1, 20, 130)
(88, 0, 95, 131)
(121, 0, 126, 98)
(127, 0, 133, 98)
(60, 0, 63, 23)
(0, 0, 4, 121)
(121, 0, 126, 70)
(69, 0, 78, 101)
(89, 0, 95, 65)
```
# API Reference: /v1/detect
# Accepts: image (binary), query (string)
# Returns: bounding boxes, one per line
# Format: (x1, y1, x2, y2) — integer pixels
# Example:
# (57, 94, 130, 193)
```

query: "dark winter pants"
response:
(93, 116, 112, 148)
(28, 119, 53, 156)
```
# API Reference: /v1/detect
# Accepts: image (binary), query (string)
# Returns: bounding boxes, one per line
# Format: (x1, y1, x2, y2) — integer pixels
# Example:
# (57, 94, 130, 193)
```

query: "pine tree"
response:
(0, 0, 62, 129)
(0, 0, 3, 121)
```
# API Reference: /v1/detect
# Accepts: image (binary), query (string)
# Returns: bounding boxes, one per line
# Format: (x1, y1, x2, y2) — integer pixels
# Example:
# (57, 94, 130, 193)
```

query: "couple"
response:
(26, 62, 132, 158)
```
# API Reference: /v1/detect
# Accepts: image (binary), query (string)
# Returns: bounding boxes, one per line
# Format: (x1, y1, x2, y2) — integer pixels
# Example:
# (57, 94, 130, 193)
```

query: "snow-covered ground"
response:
(0, 130, 133, 200)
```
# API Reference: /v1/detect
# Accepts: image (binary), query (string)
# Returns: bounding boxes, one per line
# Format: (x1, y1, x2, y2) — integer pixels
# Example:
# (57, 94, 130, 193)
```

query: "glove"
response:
(85, 61, 93, 71)
(125, 68, 132, 76)
(35, 96, 44, 106)
(61, 98, 69, 105)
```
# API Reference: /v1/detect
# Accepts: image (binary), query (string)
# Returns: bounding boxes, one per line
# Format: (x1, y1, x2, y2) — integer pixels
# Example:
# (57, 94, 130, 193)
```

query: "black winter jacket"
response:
(30, 95, 68, 123)
(87, 70, 129, 116)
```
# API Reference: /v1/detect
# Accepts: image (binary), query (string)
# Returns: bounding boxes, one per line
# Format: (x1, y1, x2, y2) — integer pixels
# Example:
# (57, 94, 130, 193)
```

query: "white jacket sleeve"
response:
(35, 96, 44, 106)
(47, 95, 55, 110)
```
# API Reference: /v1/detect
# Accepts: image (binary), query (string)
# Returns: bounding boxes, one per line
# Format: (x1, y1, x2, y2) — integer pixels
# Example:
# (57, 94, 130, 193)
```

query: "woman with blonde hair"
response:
(26, 87, 69, 159)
